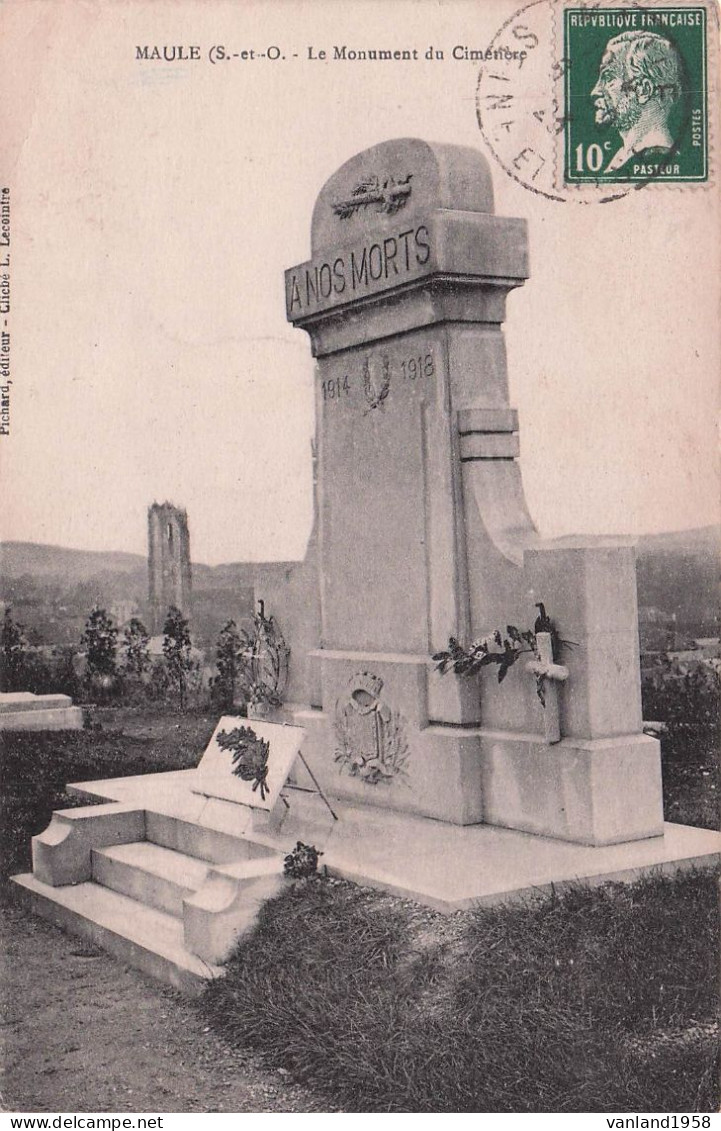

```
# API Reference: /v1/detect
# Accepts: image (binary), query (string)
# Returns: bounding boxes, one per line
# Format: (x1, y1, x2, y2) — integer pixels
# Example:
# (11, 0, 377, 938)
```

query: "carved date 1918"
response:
(400, 353, 434, 380)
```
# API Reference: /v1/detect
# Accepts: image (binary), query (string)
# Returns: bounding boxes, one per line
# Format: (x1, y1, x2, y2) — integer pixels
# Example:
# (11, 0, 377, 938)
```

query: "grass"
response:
(1, 701, 718, 1112)
(202, 873, 719, 1112)
(663, 743, 718, 831)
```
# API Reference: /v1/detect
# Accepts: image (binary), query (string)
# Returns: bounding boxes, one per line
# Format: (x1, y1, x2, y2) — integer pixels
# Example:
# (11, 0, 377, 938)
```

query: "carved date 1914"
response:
(322, 376, 351, 401)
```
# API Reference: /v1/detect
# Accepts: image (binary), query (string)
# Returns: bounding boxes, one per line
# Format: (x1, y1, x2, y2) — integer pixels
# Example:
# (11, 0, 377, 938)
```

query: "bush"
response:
(80, 607, 118, 680)
(212, 620, 242, 710)
(642, 658, 719, 829)
(15, 650, 52, 695)
(163, 606, 193, 710)
(0, 608, 28, 691)
(145, 659, 171, 702)
(642, 659, 719, 757)
(121, 618, 151, 679)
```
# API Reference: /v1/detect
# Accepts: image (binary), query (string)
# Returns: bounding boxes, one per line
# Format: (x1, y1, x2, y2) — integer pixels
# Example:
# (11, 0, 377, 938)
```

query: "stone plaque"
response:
(320, 331, 442, 653)
(194, 717, 305, 810)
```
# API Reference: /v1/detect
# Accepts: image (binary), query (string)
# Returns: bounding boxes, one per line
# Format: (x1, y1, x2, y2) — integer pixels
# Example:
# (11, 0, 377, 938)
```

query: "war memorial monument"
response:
(12, 139, 720, 991)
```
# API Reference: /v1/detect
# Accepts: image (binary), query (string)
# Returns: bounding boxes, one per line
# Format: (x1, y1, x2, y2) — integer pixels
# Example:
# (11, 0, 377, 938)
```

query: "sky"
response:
(2, 0, 719, 565)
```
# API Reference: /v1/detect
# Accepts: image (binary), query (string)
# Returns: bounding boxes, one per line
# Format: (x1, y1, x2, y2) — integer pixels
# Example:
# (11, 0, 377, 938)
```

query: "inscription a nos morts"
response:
(286, 223, 431, 319)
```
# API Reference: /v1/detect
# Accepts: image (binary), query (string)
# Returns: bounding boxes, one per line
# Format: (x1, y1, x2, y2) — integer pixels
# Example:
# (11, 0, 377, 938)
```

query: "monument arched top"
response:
(311, 138, 496, 256)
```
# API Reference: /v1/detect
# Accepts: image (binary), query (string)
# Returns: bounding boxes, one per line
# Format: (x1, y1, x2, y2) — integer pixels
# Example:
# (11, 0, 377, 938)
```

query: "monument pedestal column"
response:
(286, 138, 664, 841)
(286, 139, 528, 825)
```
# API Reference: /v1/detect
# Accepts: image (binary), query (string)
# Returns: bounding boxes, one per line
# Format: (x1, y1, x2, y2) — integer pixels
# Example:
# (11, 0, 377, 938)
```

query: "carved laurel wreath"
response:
(215, 725, 271, 801)
(362, 355, 391, 413)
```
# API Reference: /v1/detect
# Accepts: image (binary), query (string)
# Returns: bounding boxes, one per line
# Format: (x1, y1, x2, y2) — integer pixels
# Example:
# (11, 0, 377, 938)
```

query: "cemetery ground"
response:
(1, 696, 718, 1114)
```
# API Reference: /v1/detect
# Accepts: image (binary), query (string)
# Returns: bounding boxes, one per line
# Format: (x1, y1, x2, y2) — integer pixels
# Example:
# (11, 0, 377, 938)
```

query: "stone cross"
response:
(526, 632, 569, 745)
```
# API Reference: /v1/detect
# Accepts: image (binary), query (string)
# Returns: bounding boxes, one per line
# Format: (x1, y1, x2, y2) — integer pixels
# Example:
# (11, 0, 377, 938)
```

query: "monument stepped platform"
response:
(14, 872, 223, 995)
(43, 768, 721, 912)
(91, 841, 212, 917)
(12, 801, 287, 995)
(12, 767, 719, 993)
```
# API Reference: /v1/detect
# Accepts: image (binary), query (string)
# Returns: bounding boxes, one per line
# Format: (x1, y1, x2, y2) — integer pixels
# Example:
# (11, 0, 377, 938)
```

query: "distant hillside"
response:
(0, 542, 302, 590)
(636, 525, 720, 556)
(1, 542, 146, 580)
(1, 527, 718, 648)
(635, 525, 720, 637)
(0, 542, 263, 647)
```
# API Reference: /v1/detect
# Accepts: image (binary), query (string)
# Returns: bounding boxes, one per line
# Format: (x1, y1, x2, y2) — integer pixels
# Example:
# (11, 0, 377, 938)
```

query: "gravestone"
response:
(0, 691, 83, 731)
(282, 138, 663, 846)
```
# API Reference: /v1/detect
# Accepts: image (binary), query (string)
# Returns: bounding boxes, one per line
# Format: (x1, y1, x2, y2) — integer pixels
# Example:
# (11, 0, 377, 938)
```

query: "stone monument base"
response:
(54, 767, 721, 912)
(280, 699, 664, 846)
(12, 764, 718, 994)
(0, 692, 84, 731)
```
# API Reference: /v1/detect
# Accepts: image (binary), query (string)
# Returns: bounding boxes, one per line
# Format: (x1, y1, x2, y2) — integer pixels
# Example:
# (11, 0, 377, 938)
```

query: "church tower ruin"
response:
(147, 502, 192, 634)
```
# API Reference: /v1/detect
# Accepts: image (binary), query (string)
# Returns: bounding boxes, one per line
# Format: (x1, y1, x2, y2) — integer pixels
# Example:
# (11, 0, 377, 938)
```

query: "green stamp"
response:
(564, 7, 708, 183)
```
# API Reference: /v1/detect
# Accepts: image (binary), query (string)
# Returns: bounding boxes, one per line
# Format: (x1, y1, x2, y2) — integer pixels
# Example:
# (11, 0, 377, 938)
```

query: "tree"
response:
(1, 607, 28, 691)
(53, 645, 81, 699)
(162, 605, 193, 709)
(122, 618, 151, 678)
(80, 606, 118, 681)
(213, 619, 242, 709)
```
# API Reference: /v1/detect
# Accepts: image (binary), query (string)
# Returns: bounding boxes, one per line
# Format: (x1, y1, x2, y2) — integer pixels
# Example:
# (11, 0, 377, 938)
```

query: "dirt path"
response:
(1, 899, 341, 1114)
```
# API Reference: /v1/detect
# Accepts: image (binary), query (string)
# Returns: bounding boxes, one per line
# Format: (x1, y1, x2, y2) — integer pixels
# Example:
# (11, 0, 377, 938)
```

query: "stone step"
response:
(13, 873, 223, 995)
(92, 842, 210, 918)
(145, 811, 278, 865)
(14, 805, 288, 988)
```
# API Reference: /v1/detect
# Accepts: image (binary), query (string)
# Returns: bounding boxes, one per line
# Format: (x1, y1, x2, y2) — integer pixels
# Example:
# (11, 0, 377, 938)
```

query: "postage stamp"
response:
(476, 0, 714, 201)
(564, 7, 709, 183)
